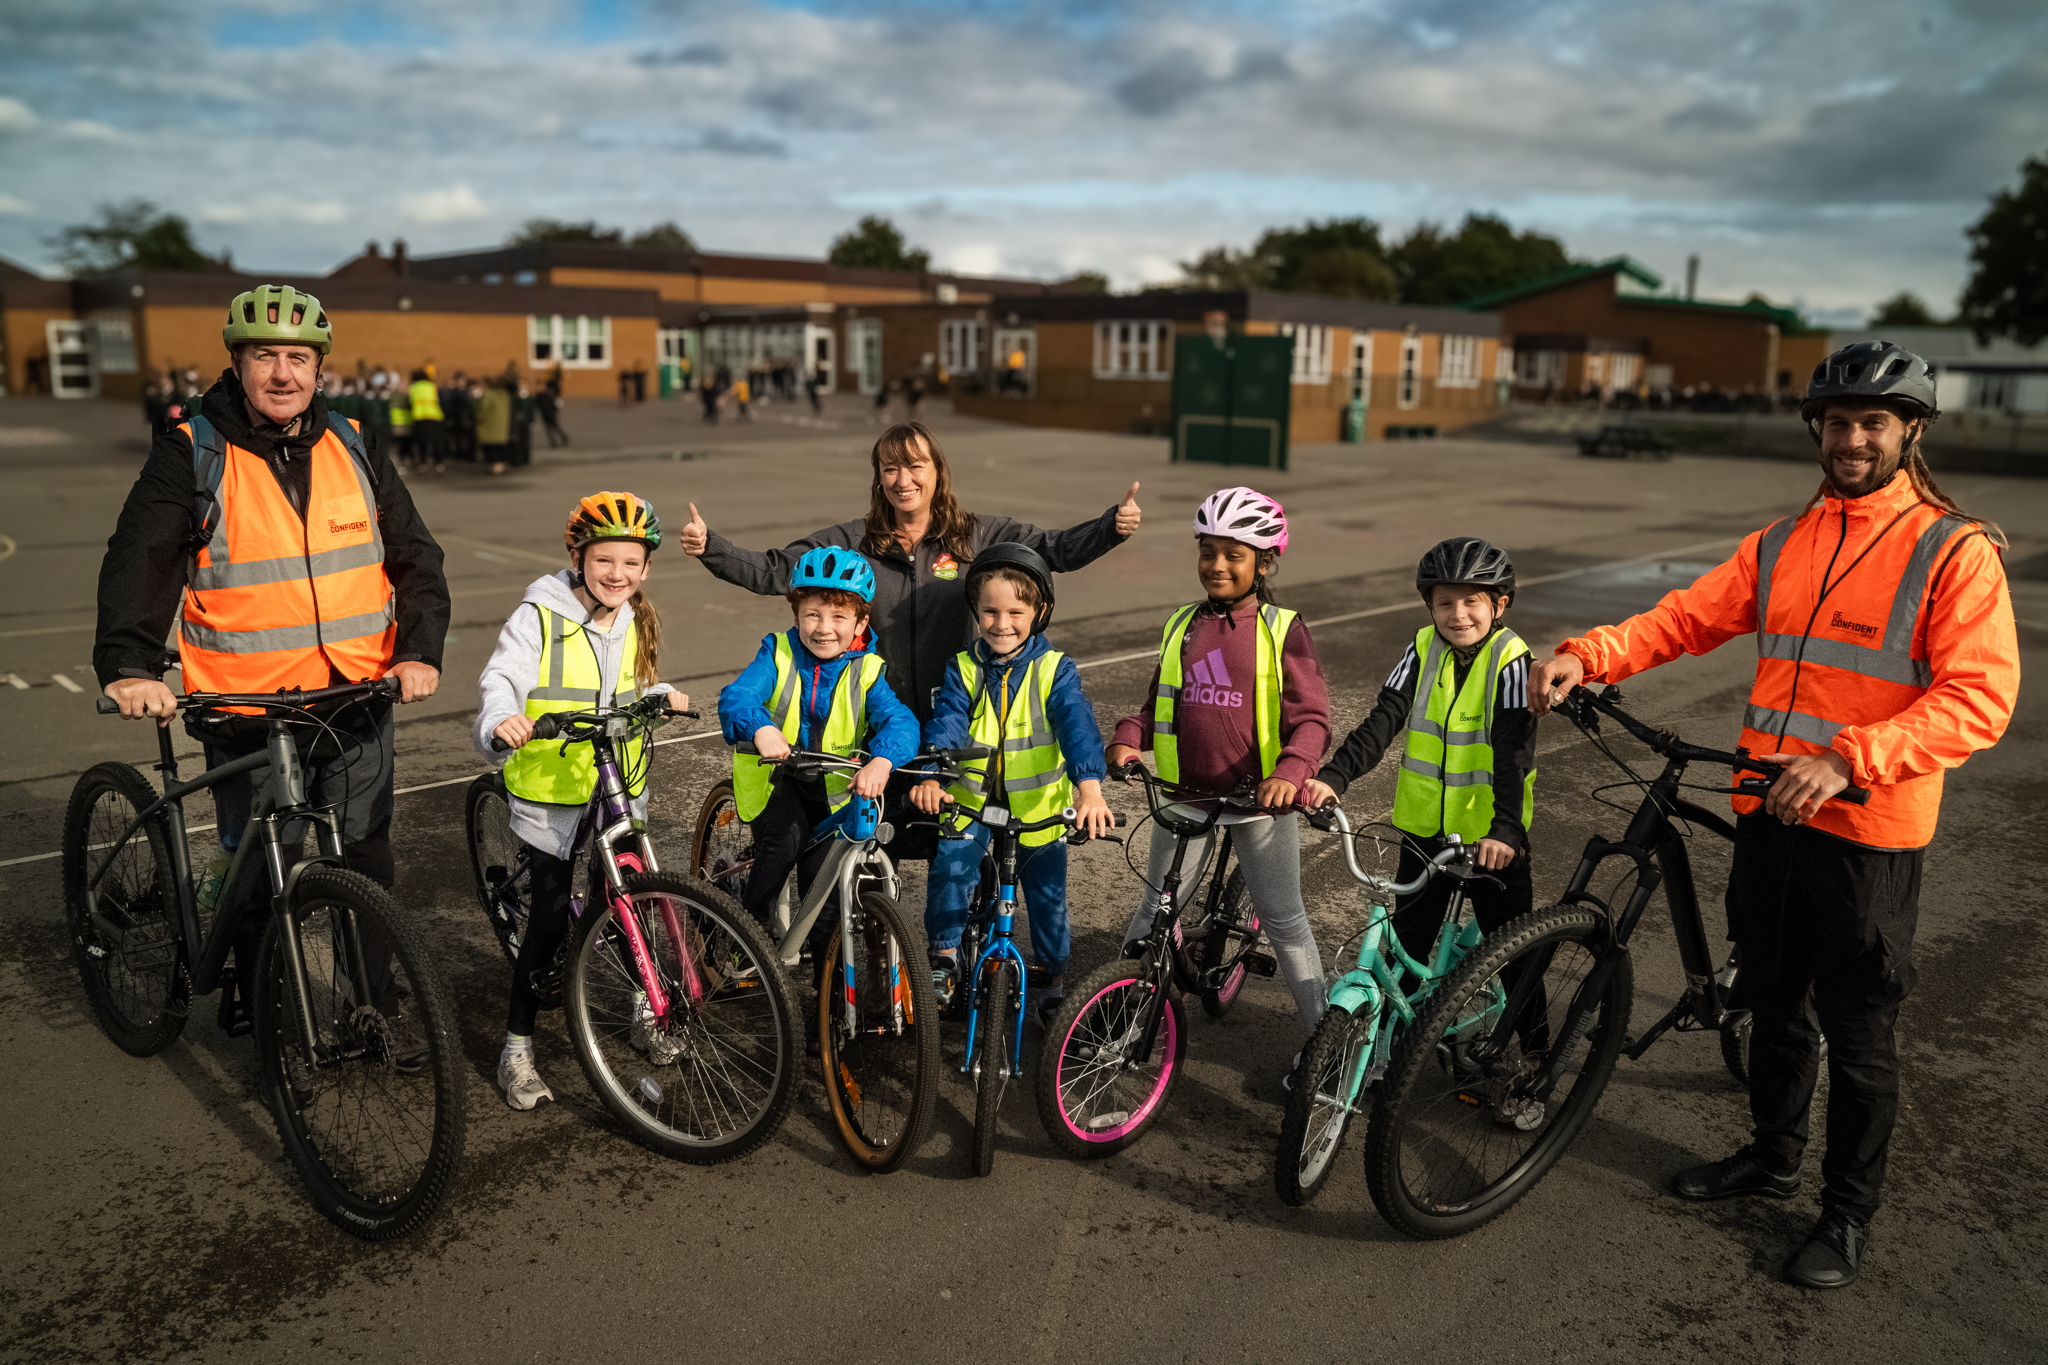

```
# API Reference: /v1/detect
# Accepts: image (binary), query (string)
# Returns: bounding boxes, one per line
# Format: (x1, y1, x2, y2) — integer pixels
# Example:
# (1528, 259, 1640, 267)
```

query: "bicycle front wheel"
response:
(253, 867, 466, 1241)
(1199, 866, 1257, 1019)
(464, 772, 530, 966)
(819, 891, 940, 1173)
(1364, 905, 1631, 1239)
(1275, 1005, 1372, 1206)
(567, 873, 797, 1164)
(971, 959, 1021, 1178)
(691, 780, 752, 905)
(1035, 958, 1186, 1159)
(63, 762, 187, 1057)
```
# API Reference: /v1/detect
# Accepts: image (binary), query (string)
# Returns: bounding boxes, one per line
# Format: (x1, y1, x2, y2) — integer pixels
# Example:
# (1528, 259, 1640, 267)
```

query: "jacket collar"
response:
(969, 633, 1048, 671)
(785, 628, 871, 673)
(1815, 469, 1924, 524)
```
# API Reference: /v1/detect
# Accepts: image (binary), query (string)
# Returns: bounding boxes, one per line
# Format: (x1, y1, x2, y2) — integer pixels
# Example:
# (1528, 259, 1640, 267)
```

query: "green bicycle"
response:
(1273, 806, 1496, 1206)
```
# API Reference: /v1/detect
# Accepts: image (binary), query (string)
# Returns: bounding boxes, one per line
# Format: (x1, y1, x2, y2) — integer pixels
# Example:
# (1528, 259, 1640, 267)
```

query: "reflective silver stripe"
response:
(1883, 514, 1967, 658)
(768, 640, 800, 729)
(1005, 763, 1069, 792)
(1400, 755, 1491, 786)
(1406, 630, 1447, 738)
(530, 687, 600, 701)
(1753, 516, 1797, 624)
(1153, 682, 1178, 699)
(1154, 721, 1176, 736)
(1743, 702, 1843, 747)
(192, 540, 383, 591)
(1756, 632, 1932, 688)
(180, 604, 391, 655)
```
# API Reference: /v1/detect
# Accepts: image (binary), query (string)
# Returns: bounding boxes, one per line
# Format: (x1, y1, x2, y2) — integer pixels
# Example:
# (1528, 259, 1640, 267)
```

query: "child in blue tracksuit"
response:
(718, 547, 918, 930)
(909, 543, 1114, 1026)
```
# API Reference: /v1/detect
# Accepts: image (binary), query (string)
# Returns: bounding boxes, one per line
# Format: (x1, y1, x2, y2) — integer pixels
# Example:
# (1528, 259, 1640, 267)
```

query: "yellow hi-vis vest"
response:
(730, 633, 885, 822)
(1390, 625, 1534, 841)
(1150, 602, 1298, 786)
(945, 648, 1074, 849)
(502, 605, 645, 806)
(408, 379, 444, 423)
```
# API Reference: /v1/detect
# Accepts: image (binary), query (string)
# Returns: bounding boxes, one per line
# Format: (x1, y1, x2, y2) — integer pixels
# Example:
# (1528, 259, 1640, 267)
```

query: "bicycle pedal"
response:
(1243, 951, 1277, 978)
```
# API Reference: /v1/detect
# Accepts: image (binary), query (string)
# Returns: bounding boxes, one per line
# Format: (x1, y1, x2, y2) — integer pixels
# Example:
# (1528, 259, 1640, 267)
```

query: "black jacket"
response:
(1317, 630, 1538, 853)
(698, 506, 1128, 723)
(93, 371, 451, 688)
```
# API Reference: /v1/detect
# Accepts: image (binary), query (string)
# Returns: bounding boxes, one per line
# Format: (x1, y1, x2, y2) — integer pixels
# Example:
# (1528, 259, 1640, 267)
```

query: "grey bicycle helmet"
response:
(1417, 537, 1515, 605)
(1799, 341, 1938, 423)
(963, 541, 1056, 633)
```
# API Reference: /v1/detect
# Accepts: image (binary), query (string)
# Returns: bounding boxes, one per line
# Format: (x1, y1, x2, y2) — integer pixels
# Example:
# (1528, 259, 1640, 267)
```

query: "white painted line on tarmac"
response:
(0, 624, 92, 639)
(2, 672, 27, 689)
(51, 673, 82, 693)
(435, 533, 565, 568)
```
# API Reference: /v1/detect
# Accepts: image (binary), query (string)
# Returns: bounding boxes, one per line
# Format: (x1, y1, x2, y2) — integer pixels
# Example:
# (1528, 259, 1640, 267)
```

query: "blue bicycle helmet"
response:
(790, 546, 876, 603)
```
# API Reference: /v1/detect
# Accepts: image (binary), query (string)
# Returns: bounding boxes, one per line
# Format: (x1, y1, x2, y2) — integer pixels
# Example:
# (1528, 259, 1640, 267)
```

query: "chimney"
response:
(1684, 254, 1700, 302)
(393, 240, 409, 276)
(365, 240, 381, 259)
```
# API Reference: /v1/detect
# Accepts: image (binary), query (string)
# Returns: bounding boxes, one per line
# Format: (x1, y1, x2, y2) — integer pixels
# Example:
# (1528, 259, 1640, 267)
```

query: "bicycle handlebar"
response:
(490, 696, 701, 751)
(97, 677, 401, 716)
(1307, 803, 1478, 894)
(1561, 685, 1869, 806)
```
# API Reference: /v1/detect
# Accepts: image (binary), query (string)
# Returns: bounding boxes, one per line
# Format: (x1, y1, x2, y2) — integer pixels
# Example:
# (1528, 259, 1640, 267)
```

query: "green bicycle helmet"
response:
(222, 284, 332, 355)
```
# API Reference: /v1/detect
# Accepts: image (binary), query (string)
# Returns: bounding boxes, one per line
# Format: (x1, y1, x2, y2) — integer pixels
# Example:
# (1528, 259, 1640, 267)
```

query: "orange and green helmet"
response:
(565, 491, 661, 552)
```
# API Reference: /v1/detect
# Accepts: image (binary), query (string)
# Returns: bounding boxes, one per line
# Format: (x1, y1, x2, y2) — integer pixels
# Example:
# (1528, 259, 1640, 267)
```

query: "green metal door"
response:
(1172, 334, 1292, 470)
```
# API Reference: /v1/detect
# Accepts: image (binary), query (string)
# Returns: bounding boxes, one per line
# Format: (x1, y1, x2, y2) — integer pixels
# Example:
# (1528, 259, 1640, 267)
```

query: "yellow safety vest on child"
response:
(944, 649, 1074, 848)
(1390, 624, 1534, 841)
(731, 633, 885, 821)
(502, 605, 646, 805)
(1150, 602, 1298, 784)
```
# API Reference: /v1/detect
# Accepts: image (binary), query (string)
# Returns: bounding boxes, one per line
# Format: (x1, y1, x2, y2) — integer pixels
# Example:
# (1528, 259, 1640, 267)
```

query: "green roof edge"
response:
(1456, 255, 1662, 311)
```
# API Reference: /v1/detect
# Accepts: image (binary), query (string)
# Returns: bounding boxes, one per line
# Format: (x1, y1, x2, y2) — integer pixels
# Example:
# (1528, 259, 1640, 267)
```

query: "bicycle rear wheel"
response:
(971, 959, 1021, 1177)
(1364, 905, 1631, 1239)
(253, 867, 466, 1240)
(1199, 866, 1257, 1019)
(819, 891, 940, 1172)
(1035, 958, 1186, 1158)
(691, 780, 752, 905)
(567, 873, 797, 1164)
(63, 762, 188, 1057)
(1274, 1005, 1372, 1206)
(464, 773, 529, 966)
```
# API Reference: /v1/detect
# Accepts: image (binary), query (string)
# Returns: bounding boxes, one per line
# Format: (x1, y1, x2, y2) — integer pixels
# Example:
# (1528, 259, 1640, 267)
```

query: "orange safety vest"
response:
(1561, 473, 2017, 850)
(177, 419, 396, 694)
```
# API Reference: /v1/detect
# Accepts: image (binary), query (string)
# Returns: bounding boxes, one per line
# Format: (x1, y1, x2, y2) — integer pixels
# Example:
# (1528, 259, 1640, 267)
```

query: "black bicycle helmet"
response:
(963, 541, 1056, 634)
(1417, 537, 1515, 605)
(1799, 340, 1938, 423)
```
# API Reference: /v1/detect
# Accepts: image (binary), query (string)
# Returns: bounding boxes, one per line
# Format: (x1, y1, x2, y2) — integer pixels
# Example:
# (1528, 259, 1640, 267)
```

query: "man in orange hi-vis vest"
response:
(1531, 342, 2019, 1291)
(95, 285, 449, 1031)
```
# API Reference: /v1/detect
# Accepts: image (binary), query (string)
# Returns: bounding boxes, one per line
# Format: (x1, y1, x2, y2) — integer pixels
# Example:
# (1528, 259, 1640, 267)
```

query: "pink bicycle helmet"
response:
(1193, 486, 1289, 554)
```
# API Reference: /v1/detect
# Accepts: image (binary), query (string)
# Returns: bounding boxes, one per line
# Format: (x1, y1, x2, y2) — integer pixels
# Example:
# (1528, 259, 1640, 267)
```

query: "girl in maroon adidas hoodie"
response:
(1106, 488, 1332, 1062)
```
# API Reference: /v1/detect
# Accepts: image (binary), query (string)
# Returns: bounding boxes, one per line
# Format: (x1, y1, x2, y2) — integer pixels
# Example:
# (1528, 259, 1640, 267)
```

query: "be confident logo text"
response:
(1829, 611, 1880, 639)
(328, 517, 368, 535)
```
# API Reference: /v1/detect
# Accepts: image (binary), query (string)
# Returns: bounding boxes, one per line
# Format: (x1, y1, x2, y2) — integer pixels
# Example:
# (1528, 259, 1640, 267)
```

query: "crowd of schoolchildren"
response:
(471, 437, 1537, 1116)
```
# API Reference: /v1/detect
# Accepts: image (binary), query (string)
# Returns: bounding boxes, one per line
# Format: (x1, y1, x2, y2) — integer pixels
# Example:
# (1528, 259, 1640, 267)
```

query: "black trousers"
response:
(741, 778, 836, 928)
(1389, 834, 1533, 964)
(1726, 814, 1923, 1223)
(508, 847, 575, 1036)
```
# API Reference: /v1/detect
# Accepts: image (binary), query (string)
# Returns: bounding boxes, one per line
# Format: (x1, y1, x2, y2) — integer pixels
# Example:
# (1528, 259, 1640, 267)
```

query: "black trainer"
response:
(1669, 1146, 1802, 1201)
(1784, 1210, 1869, 1290)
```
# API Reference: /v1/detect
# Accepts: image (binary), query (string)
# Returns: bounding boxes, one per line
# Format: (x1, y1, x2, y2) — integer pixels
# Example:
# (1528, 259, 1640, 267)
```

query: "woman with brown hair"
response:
(681, 420, 1142, 722)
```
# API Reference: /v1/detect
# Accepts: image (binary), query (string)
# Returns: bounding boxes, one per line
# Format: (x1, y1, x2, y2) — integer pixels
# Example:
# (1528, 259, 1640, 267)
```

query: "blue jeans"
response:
(926, 827, 1069, 976)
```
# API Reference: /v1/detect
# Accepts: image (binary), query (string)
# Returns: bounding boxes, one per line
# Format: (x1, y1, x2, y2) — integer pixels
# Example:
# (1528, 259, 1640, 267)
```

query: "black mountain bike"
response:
(66, 682, 465, 1240)
(1362, 683, 1869, 1238)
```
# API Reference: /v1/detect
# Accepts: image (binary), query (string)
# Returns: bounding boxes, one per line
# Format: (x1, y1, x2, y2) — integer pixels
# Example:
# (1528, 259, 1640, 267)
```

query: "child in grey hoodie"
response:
(475, 492, 686, 1110)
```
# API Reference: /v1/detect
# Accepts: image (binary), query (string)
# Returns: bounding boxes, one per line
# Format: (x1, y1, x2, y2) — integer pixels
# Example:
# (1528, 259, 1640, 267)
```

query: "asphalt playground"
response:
(1, 392, 2043, 1363)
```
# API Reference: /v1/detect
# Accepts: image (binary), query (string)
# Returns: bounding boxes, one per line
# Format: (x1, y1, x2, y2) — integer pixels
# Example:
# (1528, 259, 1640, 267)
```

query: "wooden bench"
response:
(1577, 425, 1673, 460)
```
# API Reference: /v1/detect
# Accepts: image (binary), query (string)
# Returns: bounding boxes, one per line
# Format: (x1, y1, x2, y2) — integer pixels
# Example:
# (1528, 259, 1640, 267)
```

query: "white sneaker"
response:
(1495, 1094, 1545, 1132)
(630, 998, 683, 1065)
(498, 1050, 554, 1111)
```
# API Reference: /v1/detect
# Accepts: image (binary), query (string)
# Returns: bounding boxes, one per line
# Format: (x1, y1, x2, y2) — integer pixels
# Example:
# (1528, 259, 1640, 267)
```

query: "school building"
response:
(1461, 256, 1834, 404)
(927, 289, 1511, 444)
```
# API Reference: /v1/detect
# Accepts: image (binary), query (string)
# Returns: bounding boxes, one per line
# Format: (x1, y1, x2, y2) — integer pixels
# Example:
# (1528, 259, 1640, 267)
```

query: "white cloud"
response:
(60, 119, 128, 142)
(401, 183, 490, 224)
(0, 192, 31, 215)
(0, 95, 35, 134)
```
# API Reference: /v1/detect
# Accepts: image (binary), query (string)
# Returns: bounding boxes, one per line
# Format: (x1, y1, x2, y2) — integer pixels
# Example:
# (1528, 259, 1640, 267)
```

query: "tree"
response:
(1063, 270, 1111, 295)
(47, 199, 217, 274)
(1958, 151, 2048, 346)
(629, 221, 697, 252)
(827, 216, 931, 273)
(1176, 244, 1271, 291)
(1260, 219, 1396, 299)
(506, 218, 625, 246)
(1390, 213, 1572, 305)
(1869, 292, 1939, 327)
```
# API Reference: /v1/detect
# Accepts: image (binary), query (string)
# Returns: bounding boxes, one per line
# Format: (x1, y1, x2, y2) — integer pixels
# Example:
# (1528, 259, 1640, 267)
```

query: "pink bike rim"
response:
(1056, 976, 1177, 1143)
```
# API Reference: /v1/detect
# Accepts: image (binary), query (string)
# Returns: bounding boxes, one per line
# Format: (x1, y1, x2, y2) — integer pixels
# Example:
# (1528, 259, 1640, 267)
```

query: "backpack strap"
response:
(186, 414, 228, 556)
(324, 411, 376, 486)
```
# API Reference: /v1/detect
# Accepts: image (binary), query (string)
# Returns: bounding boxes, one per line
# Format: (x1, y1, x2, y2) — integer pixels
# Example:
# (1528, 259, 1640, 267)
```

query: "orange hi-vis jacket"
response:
(177, 419, 396, 694)
(1559, 473, 2018, 850)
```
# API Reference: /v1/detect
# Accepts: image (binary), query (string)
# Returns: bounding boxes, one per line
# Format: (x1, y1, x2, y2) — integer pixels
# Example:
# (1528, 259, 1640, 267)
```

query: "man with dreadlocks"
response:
(1530, 341, 2019, 1290)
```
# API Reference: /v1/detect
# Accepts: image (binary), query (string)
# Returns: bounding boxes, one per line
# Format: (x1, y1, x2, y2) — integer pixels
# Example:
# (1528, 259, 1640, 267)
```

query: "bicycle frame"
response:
(956, 804, 1062, 1082)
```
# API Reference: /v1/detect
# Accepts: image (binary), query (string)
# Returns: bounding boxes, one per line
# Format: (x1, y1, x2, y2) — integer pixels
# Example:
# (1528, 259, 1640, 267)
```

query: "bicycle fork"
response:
(961, 883, 1029, 1078)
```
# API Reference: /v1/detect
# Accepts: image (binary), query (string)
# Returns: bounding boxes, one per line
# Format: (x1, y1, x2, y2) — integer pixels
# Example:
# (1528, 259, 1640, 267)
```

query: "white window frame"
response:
(1279, 323, 1333, 385)
(1494, 345, 1516, 382)
(1437, 334, 1479, 388)
(805, 322, 836, 393)
(529, 315, 612, 369)
(1348, 333, 1373, 401)
(1608, 352, 1641, 393)
(993, 327, 1036, 391)
(939, 319, 983, 375)
(1397, 336, 1422, 409)
(846, 318, 883, 395)
(1093, 320, 1173, 380)
(89, 310, 138, 375)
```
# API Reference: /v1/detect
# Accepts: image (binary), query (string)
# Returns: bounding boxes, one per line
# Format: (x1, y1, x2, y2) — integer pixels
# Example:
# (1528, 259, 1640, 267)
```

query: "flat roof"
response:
(989, 288, 1500, 336)
(68, 270, 661, 318)
(401, 240, 1056, 294)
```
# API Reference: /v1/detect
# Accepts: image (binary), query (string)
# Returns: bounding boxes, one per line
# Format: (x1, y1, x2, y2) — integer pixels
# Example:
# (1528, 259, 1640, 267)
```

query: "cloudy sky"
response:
(2, 0, 2043, 324)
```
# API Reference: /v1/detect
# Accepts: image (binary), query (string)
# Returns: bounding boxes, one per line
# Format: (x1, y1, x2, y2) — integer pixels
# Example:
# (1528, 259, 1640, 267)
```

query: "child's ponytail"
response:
(630, 589, 662, 689)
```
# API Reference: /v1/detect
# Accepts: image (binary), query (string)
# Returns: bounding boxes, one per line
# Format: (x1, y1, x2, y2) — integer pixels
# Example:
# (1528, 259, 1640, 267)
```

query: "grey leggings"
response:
(1121, 814, 1327, 1041)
